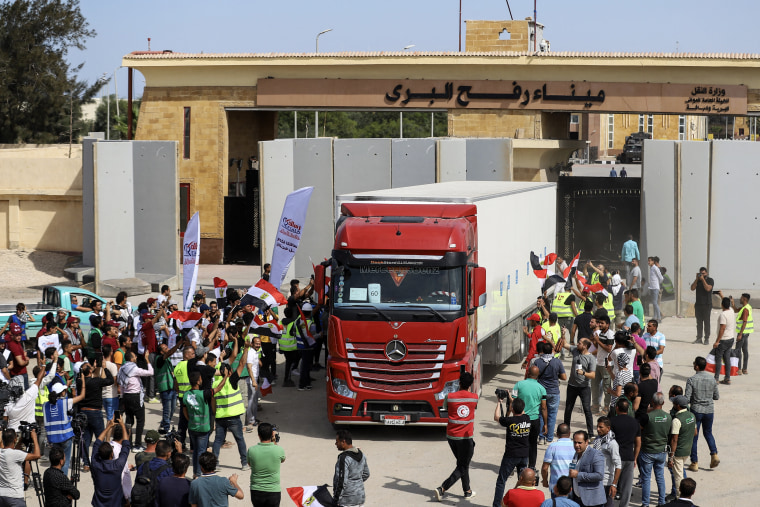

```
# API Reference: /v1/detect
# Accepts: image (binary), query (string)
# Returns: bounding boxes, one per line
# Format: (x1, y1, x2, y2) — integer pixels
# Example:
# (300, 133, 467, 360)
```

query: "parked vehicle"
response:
(314, 181, 556, 426)
(616, 131, 651, 163)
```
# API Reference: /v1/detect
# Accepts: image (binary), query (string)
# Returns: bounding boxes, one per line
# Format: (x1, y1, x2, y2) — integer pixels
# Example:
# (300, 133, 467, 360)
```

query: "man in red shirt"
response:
(501, 468, 545, 507)
(101, 321, 120, 352)
(5, 323, 30, 389)
(522, 314, 546, 376)
(434, 371, 478, 502)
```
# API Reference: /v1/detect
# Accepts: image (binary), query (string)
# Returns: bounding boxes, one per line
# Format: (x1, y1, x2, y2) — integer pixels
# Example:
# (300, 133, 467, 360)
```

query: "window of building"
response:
(679, 115, 686, 140)
(570, 114, 579, 125)
(183, 107, 191, 159)
(638, 114, 645, 132)
(647, 114, 654, 134)
(179, 183, 191, 235)
(608, 115, 614, 149)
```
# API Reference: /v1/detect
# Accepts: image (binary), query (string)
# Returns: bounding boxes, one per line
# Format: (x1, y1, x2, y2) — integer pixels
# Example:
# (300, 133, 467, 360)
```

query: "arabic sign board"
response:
(256, 79, 747, 115)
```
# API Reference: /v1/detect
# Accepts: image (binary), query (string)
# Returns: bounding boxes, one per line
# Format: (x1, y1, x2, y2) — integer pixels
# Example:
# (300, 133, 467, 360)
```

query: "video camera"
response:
(165, 427, 182, 449)
(70, 412, 88, 439)
(614, 329, 636, 350)
(272, 425, 281, 444)
(495, 388, 510, 400)
(18, 421, 39, 449)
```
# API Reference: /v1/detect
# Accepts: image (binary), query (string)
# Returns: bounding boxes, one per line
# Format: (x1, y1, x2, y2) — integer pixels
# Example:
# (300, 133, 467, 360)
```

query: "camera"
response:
(18, 421, 39, 448)
(164, 427, 182, 449)
(272, 425, 281, 444)
(495, 388, 510, 400)
(70, 412, 88, 438)
(614, 329, 636, 349)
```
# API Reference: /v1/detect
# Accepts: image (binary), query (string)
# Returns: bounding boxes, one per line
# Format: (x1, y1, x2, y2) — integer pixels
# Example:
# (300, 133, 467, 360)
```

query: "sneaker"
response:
(82, 465, 90, 473)
(704, 339, 710, 345)
(737, 370, 743, 376)
(538, 437, 546, 445)
(241, 464, 250, 471)
(464, 490, 476, 499)
(692, 338, 704, 344)
(131, 446, 146, 453)
(291, 369, 300, 376)
(245, 425, 253, 433)
(688, 461, 699, 472)
(665, 493, 677, 503)
(434, 487, 445, 502)
(298, 386, 307, 391)
(146, 397, 160, 404)
(710, 453, 720, 468)
(306, 385, 313, 390)
(720, 379, 731, 385)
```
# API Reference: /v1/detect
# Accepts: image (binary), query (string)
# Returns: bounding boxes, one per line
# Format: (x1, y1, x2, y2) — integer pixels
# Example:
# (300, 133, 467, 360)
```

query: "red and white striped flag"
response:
(249, 315, 284, 338)
(531, 251, 564, 292)
(213, 277, 227, 299)
(241, 279, 288, 310)
(167, 311, 203, 329)
(260, 377, 273, 397)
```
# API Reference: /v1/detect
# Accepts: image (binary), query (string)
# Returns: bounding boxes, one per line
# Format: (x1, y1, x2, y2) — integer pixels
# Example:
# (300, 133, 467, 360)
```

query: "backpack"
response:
(130, 462, 172, 507)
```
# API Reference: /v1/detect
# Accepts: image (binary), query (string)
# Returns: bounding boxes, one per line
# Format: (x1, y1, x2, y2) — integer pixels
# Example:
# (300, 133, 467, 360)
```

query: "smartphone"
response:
(114, 410, 120, 420)
(712, 291, 721, 295)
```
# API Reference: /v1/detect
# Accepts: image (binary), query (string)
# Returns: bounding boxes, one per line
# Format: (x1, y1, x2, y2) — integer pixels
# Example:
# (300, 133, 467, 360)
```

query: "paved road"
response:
(19, 311, 753, 506)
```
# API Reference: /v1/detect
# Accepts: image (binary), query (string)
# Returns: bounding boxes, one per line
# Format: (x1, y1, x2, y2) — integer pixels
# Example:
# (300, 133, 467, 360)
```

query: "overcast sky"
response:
(71, 0, 760, 98)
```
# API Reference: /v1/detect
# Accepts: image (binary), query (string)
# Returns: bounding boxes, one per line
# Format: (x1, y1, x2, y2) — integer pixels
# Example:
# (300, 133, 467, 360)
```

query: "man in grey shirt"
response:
(647, 257, 664, 322)
(684, 356, 720, 471)
(562, 338, 597, 435)
(628, 258, 642, 290)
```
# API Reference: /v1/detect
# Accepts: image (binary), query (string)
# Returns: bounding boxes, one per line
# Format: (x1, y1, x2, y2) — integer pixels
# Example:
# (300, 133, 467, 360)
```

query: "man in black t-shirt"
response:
(690, 267, 714, 345)
(492, 395, 531, 507)
(611, 398, 641, 507)
(571, 300, 595, 344)
(635, 363, 658, 419)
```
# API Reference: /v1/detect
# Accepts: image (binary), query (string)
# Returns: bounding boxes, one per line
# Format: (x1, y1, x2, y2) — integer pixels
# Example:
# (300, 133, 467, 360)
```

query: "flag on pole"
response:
(260, 377, 273, 397)
(213, 277, 227, 299)
(270, 187, 314, 290)
(287, 485, 333, 507)
(563, 251, 581, 290)
(241, 279, 288, 310)
(183, 212, 200, 311)
(249, 315, 284, 338)
(530, 251, 564, 292)
(167, 311, 204, 329)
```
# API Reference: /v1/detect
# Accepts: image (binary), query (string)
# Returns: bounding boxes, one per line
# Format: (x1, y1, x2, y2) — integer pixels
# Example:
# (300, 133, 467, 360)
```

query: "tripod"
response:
(69, 432, 84, 507)
(24, 440, 45, 507)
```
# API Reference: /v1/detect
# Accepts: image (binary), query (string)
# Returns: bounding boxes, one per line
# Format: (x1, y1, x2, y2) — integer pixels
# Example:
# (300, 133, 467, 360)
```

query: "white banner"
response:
(270, 187, 314, 290)
(183, 212, 200, 311)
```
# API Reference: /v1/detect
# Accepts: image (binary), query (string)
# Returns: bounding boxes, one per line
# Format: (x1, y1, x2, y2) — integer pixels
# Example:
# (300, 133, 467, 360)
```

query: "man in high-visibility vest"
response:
(542, 313, 563, 357)
(280, 318, 300, 388)
(156, 336, 187, 434)
(173, 345, 196, 447)
(211, 339, 250, 469)
(732, 292, 753, 376)
(551, 290, 578, 345)
(183, 369, 229, 478)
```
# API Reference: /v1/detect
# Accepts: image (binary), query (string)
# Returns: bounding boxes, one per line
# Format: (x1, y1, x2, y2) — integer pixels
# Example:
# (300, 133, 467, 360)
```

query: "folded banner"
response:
(287, 485, 333, 507)
(270, 187, 314, 290)
(183, 212, 200, 311)
(706, 348, 740, 376)
(241, 279, 288, 310)
(167, 311, 204, 329)
(213, 277, 227, 299)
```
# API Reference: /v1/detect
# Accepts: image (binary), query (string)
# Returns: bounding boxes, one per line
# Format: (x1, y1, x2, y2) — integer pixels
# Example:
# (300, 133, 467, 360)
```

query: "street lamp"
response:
(316, 28, 333, 53)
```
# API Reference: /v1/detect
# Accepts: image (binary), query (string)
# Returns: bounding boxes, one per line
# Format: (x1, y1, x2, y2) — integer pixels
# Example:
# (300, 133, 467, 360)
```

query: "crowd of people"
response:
(0, 275, 370, 507)
(434, 236, 742, 507)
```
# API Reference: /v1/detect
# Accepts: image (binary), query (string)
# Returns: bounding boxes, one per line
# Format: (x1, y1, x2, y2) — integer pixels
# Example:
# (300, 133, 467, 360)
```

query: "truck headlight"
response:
(435, 380, 460, 400)
(331, 378, 357, 399)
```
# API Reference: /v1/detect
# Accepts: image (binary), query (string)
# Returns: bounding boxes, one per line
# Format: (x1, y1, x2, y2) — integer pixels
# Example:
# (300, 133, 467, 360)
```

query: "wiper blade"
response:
(346, 305, 393, 322)
(390, 304, 446, 322)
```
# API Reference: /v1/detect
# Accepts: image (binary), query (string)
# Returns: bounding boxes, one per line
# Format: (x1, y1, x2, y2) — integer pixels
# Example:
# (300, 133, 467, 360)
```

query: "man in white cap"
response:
(43, 376, 86, 476)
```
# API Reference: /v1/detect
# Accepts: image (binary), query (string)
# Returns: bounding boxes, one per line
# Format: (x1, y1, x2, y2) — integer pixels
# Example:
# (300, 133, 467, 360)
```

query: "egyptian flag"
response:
(530, 251, 564, 292)
(240, 279, 288, 310)
(167, 311, 203, 329)
(584, 283, 608, 296)
(260, 377, 273, 397)
(706, 348, 740, 376)
(563, 251, 581, 290)
(249, 314, 284, 338)
(213, 277, 227, 299)
(287, 485, 333, 507)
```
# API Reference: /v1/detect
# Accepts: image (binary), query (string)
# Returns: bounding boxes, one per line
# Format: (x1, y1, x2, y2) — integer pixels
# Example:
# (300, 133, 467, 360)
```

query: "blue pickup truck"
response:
(0, 286, 106, 339)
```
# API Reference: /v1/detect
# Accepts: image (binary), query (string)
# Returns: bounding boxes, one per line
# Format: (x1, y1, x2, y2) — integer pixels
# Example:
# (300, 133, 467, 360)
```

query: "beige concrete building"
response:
(123, 18, 760, 262)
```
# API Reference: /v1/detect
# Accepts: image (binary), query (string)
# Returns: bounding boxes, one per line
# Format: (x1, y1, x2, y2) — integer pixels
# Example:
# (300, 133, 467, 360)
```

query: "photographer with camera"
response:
(0, 426, 41, 506)
(5, 353, 56, 431)
(91, 418, 131, 507)
(43, 445, 80, 507)
(491, 389, 531, 507)
(246, 422, 285, 507)
(43, 376, 86, 477)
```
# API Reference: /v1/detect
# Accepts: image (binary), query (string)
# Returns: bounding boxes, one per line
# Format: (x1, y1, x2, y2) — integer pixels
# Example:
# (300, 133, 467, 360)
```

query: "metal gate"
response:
(557, 176, 641, 267)
(223, 171, 261, 264)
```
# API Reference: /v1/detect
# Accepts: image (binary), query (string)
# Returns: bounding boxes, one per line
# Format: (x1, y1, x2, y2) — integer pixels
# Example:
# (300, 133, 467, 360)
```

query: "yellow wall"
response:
(465, 19, 533, 52)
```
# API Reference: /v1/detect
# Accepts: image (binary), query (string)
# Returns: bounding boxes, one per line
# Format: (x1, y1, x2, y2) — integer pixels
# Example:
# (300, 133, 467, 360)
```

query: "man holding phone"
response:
(690, 267, 714, 345)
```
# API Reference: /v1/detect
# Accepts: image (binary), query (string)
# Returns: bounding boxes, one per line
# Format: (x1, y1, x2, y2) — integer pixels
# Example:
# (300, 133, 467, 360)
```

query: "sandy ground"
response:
(0, 249, 72, 299)
(2, 255, 753, 506)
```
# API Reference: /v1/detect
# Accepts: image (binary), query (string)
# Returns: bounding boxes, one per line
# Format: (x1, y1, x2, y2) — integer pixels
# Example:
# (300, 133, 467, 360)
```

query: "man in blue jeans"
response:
(685, 356, 720, 471)
(76, 360, 114, 472)
(637, 392, 671, 507)
(534, 341, 566, 445)
(492, 395, 531, 507)
(212, 341, 251, 470)
(183, 369, 229, 477)
(155, 338, 185, 434)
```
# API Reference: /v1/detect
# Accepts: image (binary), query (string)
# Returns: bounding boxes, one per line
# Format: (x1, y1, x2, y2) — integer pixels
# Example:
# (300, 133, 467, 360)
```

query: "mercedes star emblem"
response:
(385, 339, 407, 361)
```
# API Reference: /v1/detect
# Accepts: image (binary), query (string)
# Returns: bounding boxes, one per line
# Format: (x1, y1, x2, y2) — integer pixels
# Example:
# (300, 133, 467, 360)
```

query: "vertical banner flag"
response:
(213, 277, 227, 299)
(270, 187, 314, 290)
(183, 212, 200, 311)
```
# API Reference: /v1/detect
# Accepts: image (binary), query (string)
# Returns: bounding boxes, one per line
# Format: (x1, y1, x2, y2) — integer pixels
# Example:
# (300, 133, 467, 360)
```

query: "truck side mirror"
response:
(314, 264, 326, 305)
(472, 267, 487, 309)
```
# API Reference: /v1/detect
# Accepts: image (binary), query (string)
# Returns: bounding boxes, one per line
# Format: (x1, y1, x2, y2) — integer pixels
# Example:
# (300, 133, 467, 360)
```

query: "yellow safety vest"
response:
(590, 272, 600, 286)
(35, 385, 49, 418)
(602, 295, 615, 316)
(542, 322, 562, 345)
(280, 322, 298, 351)
(552, 292, 575, 318)
(737, 304, 754, 334)
(213, 376, 245, 418)
(174, 361, 191, 399)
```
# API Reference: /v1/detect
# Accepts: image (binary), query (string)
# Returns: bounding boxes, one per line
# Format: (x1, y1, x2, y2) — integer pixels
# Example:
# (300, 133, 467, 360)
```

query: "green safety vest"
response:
(213, 376, 245, 418)
(590, 272, 600, 286)
(737, 304, 754, 334)
(662, 275, 674, 295)
(174, 361, 191, 399)
(156, 358, 175, 393)
(280, 322, 298, 351)
(674, 410, 696, 457)
(35, 385, 49, 418)
(184, 389, 210, 433)
(551, 292, 575, 318)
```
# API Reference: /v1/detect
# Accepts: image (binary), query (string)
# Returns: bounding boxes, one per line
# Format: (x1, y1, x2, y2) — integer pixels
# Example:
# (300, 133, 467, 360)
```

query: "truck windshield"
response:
(333, 264, 464, 312)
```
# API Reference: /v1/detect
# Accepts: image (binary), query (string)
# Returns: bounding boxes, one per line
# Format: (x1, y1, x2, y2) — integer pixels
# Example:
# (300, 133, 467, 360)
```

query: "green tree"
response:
(277, 110, 447, 139)
(0, 0, 100, 143)
(92, 95, 140, 140)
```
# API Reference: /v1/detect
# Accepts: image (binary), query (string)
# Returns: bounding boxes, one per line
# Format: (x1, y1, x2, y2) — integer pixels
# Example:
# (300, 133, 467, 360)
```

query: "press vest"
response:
(156, 358, 174, 393)
(602, 295, 615, 316)
(674, 409, 696, 457)
(184, 389, 210, 433)
(590, 272, 600, 286)
(174, 361, 191, 399)
(737, 304, 754, 334)
(280, 322, 298, 351)
(43, 398, 74, 443)
(551, 292, 575, 318)
(35, 385, 49, 418)
(213, 376, 245, 419)
(294, 317, 314, 349)
(445, 390, 479, 439)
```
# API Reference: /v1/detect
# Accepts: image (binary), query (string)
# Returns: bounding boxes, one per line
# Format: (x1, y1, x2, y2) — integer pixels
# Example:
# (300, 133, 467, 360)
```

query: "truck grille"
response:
(346, 342, 445, 393)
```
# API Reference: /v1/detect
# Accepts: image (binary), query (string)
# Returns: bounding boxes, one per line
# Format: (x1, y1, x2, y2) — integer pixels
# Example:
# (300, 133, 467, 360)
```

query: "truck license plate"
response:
(383, 415, 406, 425)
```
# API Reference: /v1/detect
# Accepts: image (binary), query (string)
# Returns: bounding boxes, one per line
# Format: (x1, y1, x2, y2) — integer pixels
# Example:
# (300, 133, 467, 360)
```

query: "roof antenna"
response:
(148, 37, 151, 51)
